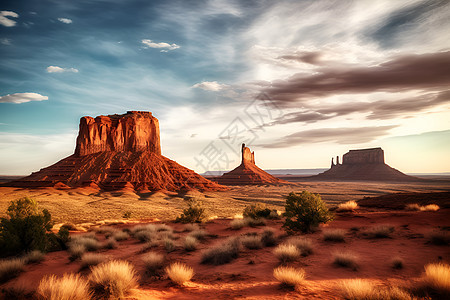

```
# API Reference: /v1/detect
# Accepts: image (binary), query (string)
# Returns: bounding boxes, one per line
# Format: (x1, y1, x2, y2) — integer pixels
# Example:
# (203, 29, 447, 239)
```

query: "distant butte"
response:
(6, 111, 225, 192)
(215, 144, 288, 185)
(308, 147, 419, 181)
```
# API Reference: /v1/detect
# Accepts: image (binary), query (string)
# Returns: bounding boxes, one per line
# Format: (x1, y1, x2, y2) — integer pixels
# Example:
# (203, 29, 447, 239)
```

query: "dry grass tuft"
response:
(80, 253, 108, 269)
(183, 223, 200, 232)
(323, 229, 346, 242)
(273, 266, 305, 287)
(141, 240, 159, 252)
(184, 236, 198, 251)
(164, 238, 176, 252)
(111, 231, 129, 241)
(241, 235, 263, 250)
(365, 225, 395, 239)
(428, 230, 450, 246)
(24, 250, 45, 264)
(289, 237, 314, 256)
(201, 237, 241, 265)
(0, 258, 25, 283)
(69, 235, 100, 251)
(406, 203, 440, 211)
(337, 201, 359, 212)
(340, 279, 413, 300)
(391, 257, 404, 269)
(261, 228, 277, 247)
(142, 252, 164, 275)
(1, 280, 34, 299)
(188, 229, 207, 241)
(102, 238, 118, 249)
(246, 217, 266, 227)
(89, 260, 138, 299)
(274, 244, 300, 263)
(422, 263, 450, 295)
(134, 230, 156, 243)
(230, 218, 248, 230)
(68, 244, 86, 261)
(333, 251, 359, 270)
(165, 262, 194, 286)
(37, 273, 92, 300)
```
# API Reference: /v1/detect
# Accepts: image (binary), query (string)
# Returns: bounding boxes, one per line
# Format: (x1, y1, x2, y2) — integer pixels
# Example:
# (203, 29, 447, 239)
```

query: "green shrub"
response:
(243, 204, 271, 219)
(175, 198, 208, 223)
(0, 197, 55, 256)
(283, 191, 333, 233)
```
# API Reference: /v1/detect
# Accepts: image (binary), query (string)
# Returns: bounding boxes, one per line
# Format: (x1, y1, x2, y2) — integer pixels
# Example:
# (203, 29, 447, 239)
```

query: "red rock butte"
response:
(309, 147, 419, 181)
(214, 144, 288, 185)
(7, 111, 225, 191)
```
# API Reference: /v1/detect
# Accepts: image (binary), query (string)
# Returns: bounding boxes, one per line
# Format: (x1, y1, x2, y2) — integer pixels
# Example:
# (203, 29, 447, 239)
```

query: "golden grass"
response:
(0, 258, 25, 283)
(184, 236, 198, 251)
(274, 244, 300, 263)
(337, 200, 359, 212)
(273, 266, 305, 287)
(340, 279, 413, 300)
(142, 252, 164, 275)
(406, 203, 440, 211)
(288, 237, 313, 256)
(333, 251, 359, 270)
(165, 262, 194, 286)
(89, 260, 138, 299)
(80, 253, 108, 269)
(323, 229, 346, 242)
(37, 273, 92, 300)
(423, 263, 450, 294)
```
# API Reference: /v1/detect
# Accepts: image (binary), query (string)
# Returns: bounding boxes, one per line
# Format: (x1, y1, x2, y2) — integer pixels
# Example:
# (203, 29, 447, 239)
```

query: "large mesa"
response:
(311, 147, 418, 181)
(214, 144, 287, 185)
(6, 111, 224, 192)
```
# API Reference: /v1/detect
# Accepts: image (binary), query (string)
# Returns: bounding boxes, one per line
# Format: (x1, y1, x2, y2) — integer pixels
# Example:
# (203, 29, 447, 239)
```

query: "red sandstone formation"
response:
(7, 111, 224, 192)
(215, 144, 287, 185)
(310, 147, 418, 181)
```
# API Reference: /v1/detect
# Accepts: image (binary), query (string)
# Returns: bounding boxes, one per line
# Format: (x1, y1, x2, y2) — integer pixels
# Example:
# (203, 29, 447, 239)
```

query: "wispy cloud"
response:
(58, 18, 72, 24)
(46, 66, 79, 73)
(0, 38, 11, 45)
(259, 125, 398, 148)
(192, 81, 227, 91)
(0, 93, 48, 104)
(141, 39, 180, 52)
(0, 11, 18, 27)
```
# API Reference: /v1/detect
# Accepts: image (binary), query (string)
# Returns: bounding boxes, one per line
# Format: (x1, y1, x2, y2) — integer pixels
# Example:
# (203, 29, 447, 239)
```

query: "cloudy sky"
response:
(1, 0, 449, 175)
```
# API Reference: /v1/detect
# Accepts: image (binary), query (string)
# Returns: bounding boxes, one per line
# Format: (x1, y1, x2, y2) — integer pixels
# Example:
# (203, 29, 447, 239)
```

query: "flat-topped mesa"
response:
(241, 143, 255, 165)
(75, 111, 161, 156)
(342, 147, 384, 165)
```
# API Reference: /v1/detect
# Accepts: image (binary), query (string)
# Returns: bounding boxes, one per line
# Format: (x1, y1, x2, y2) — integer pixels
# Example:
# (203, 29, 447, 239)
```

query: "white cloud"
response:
(141, 39, 180, 52)
(0, 93, 48, 104)
(58, 17, 72, 24)
(0, 11, 19, 27)
(46, 66, 79, 73)
(192, 81, 227, 91)
(0, 38, 11, 45)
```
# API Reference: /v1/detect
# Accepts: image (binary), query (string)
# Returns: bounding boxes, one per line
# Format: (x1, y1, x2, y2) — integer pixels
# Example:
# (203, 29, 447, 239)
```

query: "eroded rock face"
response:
(242, 143, 255, 165)
(342, 148, 384, 165)
(75, 111, 161, 156)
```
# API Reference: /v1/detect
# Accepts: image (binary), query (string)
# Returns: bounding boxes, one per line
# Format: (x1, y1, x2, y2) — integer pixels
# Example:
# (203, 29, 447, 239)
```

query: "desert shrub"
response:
(95, 226, 116, 235)
(288, 237, 313, 256)
(80, 253, 107, 269)
(134, 230, 155, 243)
(164, 238, 176, 253)
(131, 224, 157, 235)
(422, 263, 450, 295)
(201, 237, 241, 265)
(428, 230, 450, 245)
(337, 201, 359, 212)
(102, 238, 118, 249)
(283, 191, 333, 234)
(339, 279, 412, 300)
(333, 251, 359, 270)
(142, 252, 164, 275)
(183, 223, 200, 232)
(365, 225, 395, 239)
(122, 211, 132, 219)
(274, 244, 300, 264)
(89, 260, 138, 299)
(37, 273, 92, 300)
(0, 197, 54, 256)
(155, 224, 172, 232)
(406, 203, 440, 211)
(24, 250, 45, 264)
(141, 240, 159, 252)
(243, 204, 271, 220)
(165, 262, 194, 286)
(68, 244, 86, 261)
(261, 228, 277, 247)
(184, 236, 198, 251)
(0, 258, 25, 283)
(188, 229, 207, 241)
(391, 257, 404, 269)
(241, 235, 263, 250)
(69, 236, 100, 251)
(273, 266, 305, 287)
(246, 217, 266, 227)
(323, 229, 346, 242)
(230, 218, 248, 230)
(175, 198, 208, 223)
